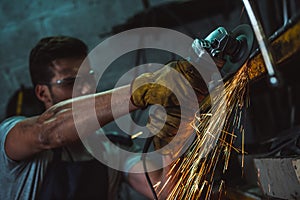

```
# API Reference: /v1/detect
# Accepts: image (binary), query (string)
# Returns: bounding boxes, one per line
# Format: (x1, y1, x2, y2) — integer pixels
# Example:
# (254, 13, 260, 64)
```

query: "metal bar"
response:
(283, 0, 291, 26)
(242, 0, 280, 86)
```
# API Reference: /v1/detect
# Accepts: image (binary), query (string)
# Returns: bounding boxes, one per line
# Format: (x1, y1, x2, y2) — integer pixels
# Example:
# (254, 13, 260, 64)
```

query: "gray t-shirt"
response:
(0, 116, 144, 200)
(0, 116, 51, 200)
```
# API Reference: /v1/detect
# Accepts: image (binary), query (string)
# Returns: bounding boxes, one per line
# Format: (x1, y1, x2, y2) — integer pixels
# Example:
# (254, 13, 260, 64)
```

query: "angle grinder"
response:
(191, 24, 254, 79)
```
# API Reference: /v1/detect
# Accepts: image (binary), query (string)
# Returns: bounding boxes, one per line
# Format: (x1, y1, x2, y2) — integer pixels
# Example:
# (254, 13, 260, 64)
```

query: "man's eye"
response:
(58, 77, 76, 85)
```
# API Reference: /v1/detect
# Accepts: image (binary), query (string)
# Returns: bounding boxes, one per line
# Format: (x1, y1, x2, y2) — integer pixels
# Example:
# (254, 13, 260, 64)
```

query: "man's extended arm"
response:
(5, 85, 137, 161)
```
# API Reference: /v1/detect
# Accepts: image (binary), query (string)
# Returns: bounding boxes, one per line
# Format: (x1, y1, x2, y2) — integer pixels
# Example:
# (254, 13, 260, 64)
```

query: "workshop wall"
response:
(0, 0, 168, 121)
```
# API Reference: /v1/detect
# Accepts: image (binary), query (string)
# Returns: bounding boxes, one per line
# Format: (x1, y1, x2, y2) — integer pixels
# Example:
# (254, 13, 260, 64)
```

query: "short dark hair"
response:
(29, 36, 88, 86)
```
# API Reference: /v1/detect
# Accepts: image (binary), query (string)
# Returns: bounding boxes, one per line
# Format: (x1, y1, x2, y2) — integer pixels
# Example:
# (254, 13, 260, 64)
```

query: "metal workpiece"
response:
(245, 14, 300, 83)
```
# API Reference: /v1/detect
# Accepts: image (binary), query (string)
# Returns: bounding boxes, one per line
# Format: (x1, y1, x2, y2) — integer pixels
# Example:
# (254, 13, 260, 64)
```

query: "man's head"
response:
(29, 36, 96, 109)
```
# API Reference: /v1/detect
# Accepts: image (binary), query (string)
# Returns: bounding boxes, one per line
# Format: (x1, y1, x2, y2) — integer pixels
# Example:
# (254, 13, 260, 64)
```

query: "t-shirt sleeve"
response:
(0, 116, 26, 168)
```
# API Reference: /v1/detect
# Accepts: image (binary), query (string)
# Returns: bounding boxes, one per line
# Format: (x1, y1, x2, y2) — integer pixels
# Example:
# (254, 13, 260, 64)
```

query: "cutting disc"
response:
(221, 24, 254, 77)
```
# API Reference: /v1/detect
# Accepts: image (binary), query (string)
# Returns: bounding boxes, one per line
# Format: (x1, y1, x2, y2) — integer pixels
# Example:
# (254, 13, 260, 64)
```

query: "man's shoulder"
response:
(0, 116, 26, 127)
(0, 116, 26, 139)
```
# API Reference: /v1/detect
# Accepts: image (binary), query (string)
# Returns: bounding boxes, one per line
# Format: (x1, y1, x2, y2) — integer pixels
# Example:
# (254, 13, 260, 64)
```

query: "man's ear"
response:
(35, 85, 53, 108)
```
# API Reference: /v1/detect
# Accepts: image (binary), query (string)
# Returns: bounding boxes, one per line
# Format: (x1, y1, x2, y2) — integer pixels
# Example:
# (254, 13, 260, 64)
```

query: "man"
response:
(0, 36, 211, 199)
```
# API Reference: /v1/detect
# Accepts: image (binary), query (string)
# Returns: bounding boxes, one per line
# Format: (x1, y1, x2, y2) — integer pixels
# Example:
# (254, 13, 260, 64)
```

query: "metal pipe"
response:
(283, 0, 290, 26)
(242, 0, 281, 86)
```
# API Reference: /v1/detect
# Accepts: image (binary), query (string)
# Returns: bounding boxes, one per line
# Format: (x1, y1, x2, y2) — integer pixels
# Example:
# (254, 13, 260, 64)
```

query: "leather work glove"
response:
(131, 59, 212, 156)
(130, 59, 209, 109)
(142, 60, 208, 158)
(136, 39, 224, 156)
(131, 59, 216, 157)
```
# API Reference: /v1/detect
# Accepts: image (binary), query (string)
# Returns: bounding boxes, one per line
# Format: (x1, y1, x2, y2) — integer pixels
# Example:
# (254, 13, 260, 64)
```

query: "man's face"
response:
(48, 57, 96, 105)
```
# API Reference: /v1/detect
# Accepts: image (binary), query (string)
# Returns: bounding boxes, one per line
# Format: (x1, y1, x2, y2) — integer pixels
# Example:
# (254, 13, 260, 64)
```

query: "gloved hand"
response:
(130, 59, 209, 108)
(146, 105, 196, 157)
(131, 59, 210, 156)
(131, 59, 216, 156)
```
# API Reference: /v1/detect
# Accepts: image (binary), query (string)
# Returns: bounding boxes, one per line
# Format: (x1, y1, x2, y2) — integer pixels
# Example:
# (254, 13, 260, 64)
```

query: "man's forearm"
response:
(95, 85, 138, 126)
(5, 84, 138, 161)
(42, 84, 138, 145)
